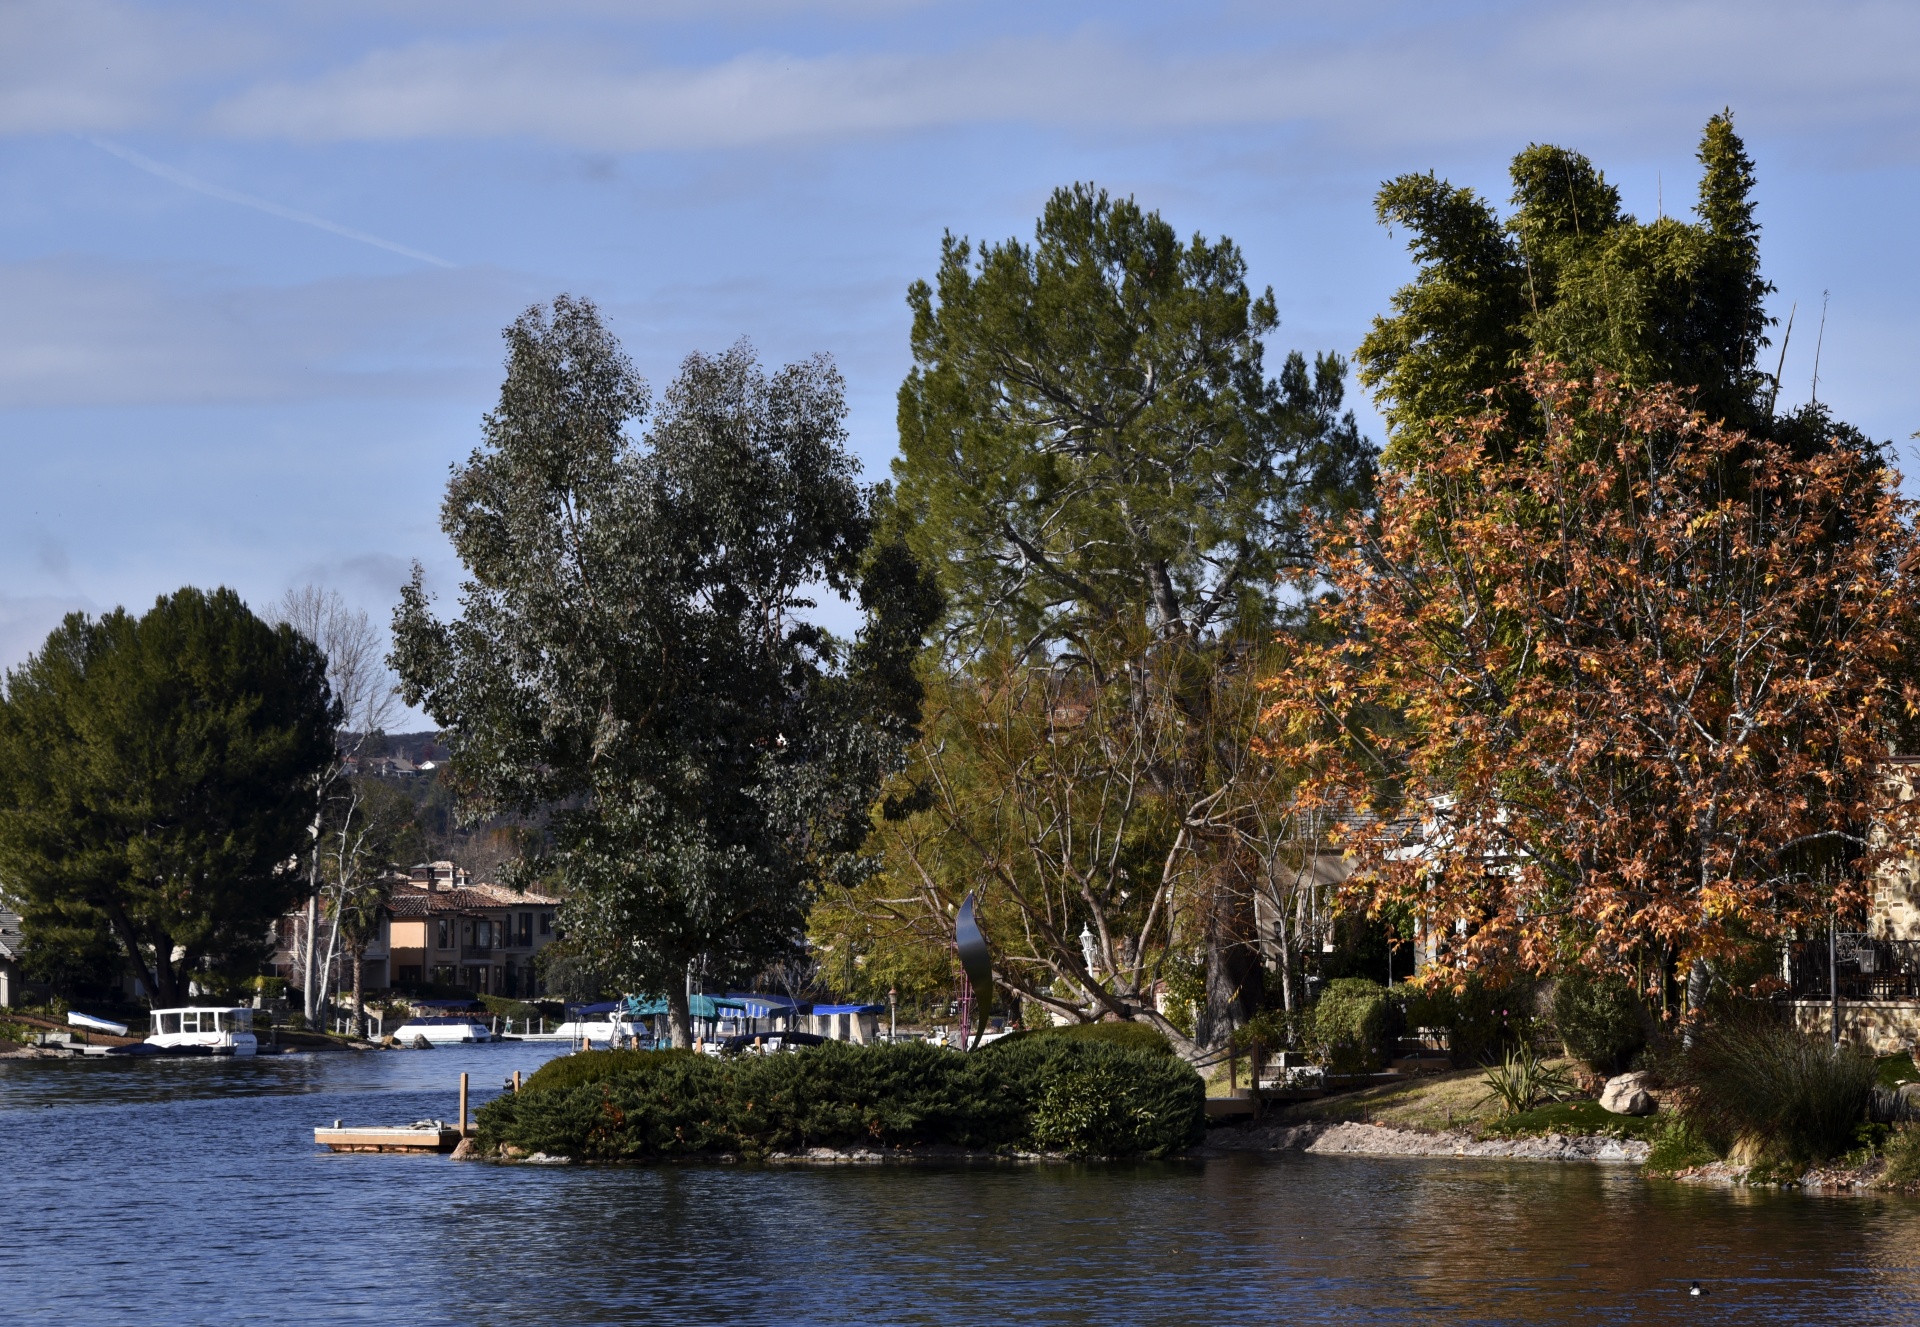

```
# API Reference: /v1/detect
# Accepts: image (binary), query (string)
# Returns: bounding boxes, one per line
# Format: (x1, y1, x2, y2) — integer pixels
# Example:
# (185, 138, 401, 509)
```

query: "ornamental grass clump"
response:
(1673, 1011, 1876, 1164)
(479, 1037, 1203, 1161)
(1479, 1046, 1575, 1118)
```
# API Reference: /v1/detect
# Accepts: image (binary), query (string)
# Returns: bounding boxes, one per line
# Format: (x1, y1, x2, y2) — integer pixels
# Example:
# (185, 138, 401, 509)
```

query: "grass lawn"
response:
(1878, 1053, 1919, 1089)
(1476, 1099, 1665, 1142)
(1272, 1067, 1510, 1134)
(1268, 1058, 1661, 1140)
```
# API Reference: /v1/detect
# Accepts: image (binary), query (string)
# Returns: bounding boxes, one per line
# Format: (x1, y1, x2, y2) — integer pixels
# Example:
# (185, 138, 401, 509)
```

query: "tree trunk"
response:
(1196, 884, 1260, 1048)
(352, 950, 365, 1039)
(303, 892, 320, 1026)
(666, 982, 692, 1048)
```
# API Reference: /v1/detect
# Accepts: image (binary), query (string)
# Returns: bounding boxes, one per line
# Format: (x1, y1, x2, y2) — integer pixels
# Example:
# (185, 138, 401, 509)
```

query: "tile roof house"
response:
(382, 862, 562, 999)
(268, 861, 562, 1002)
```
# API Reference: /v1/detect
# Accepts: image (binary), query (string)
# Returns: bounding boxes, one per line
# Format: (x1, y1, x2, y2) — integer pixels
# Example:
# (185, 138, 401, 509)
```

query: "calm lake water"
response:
(5, 1042, 1920, 1325)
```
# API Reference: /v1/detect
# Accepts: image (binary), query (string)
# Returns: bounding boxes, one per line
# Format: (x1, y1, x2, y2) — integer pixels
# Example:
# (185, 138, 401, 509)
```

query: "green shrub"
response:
(1672, 1009, 1876, 1164)
(1645, 1116, 1721, 1174)
(487, 1038, 1203, 1161)
(1314, 978, 1389, 1073)
(1883, 1125, 1920, 1187)
(1552, 971, 1647, 1075)
(1030, 1020, 1176, 1056)
(1398, 977, 1530, 1065)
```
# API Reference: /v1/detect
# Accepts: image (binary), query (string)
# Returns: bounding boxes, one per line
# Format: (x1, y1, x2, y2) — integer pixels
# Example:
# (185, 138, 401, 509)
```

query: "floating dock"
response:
(315, 1122, 463, 1153)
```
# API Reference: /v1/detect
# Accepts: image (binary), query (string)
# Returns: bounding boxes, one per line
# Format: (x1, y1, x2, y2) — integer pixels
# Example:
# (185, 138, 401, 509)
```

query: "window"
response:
(398, 966, 422, 985)
(540, 913, 553, 936)
(490, 920, 503, 949)
(518, 913, 532, 946)
(436, 919, 453, 950)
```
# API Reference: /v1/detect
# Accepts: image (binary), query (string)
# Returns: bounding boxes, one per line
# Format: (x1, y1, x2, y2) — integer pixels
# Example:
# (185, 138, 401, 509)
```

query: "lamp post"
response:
(1080, 922, 1099, 977)
(888, 986, 897, 1043)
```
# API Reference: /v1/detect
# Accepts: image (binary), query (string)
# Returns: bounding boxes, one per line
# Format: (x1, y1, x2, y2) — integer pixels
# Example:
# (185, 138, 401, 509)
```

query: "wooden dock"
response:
(315, 1123, 463, 1153)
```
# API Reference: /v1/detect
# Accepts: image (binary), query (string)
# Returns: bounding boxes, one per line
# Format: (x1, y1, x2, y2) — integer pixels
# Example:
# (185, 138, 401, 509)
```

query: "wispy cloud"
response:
(188, 3, 1920, 156)
(87, 136, 454, 266)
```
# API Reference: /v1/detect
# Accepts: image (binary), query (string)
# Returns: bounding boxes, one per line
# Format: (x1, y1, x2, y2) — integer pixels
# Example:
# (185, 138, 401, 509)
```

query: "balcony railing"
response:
(1784, 935, 1920, 1001)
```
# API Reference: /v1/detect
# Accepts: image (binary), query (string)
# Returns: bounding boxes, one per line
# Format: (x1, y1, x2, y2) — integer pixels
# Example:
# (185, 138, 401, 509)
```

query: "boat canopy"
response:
(623, 995, 748, 1019)
(811, 1004, 884, 1016)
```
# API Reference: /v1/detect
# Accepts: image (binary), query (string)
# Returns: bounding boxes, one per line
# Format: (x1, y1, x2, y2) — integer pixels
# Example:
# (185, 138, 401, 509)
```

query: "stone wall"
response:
(1787, 999, 1920, 1054)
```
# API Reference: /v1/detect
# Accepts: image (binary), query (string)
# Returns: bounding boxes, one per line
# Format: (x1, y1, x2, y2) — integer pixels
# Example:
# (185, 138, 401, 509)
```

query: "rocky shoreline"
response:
(1199, 1118, 1650, 1163)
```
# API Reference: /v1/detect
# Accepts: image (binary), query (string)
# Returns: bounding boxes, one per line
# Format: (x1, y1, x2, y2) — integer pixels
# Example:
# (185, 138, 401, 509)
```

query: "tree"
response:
(1358, 112, 1845, 466)
(392, 297, 932, 1047)
(0, 588, 338, 1006)
(271, 586, 399, 1026)
(864, 184, 1374, 1046)
(1264, 364, 1920, 1003)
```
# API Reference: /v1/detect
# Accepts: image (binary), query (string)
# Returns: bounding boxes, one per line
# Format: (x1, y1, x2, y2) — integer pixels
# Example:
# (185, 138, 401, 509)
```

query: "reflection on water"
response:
(4, 1045, 1918, 1325)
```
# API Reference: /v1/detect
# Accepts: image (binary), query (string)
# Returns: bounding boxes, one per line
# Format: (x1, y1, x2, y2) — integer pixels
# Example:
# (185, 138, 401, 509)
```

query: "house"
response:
(382, 862, 562, 999)
(0, 903, 22, 1007)
(267, 860, 562, 1002)
(1784, 757, 1920, 1051)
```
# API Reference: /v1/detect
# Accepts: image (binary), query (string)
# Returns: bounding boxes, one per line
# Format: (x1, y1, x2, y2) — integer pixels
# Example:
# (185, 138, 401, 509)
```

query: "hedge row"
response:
(480, 1036, 1205, 1160)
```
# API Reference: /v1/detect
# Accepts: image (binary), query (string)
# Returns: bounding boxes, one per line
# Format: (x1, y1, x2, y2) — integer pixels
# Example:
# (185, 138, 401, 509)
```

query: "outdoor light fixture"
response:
(1080, 921, 1098, 975)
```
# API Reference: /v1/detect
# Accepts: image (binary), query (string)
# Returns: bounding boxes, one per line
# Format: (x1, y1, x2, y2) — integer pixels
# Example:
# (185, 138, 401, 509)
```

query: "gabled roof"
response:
(384, 882, 561, 916)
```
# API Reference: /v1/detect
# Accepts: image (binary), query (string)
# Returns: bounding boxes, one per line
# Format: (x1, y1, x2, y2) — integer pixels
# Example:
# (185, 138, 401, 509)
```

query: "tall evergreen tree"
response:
(1358, 112, 1867, 465)
(876, 185, 1375, 1046)
(0, 588, 338, 1005)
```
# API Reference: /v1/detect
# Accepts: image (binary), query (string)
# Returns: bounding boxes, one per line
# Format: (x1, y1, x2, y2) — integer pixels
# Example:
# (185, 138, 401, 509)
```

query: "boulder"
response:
(410, 1035, 434, 1050)
(1600, 1070, 1657, 1116)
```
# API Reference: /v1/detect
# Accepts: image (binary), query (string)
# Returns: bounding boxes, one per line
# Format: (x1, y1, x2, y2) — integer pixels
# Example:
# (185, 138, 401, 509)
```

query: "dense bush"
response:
(1399, 977, 1531, 1066)
(485, 1038, 1203, 1161)
(1672, 1009, 1876, 1164)
(1311, 978, 1391, 1073)
(1027, 1020, 1176, 1056)
(1552, 971, 1646, 1075)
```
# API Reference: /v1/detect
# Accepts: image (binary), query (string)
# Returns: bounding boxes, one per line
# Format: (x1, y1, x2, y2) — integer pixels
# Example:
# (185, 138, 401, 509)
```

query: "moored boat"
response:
(392, 1014, 494, 1044)
(146, 1006, 258, 1056)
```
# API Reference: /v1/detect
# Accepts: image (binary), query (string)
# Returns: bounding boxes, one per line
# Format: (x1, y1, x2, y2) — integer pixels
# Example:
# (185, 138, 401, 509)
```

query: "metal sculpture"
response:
(955, 891, 992, 1050)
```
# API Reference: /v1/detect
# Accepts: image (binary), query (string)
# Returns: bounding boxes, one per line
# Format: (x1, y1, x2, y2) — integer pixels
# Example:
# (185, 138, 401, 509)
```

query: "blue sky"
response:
(4, 1, 1919, 699)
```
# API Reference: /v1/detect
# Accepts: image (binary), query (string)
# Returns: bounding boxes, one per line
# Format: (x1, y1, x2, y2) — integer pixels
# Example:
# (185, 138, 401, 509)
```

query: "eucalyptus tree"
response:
(881, 185, 1375, 1045)
(392, 297, 933, 1046)
(0, 588, 337, 1005)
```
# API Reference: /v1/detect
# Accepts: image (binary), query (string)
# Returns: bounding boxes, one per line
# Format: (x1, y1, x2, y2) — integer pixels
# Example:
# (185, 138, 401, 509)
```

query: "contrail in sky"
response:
(86, 136, 454, 269)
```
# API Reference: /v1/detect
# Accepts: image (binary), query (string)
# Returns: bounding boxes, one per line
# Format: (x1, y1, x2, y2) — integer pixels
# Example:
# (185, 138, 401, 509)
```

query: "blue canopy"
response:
(623, 994, 749, 1019)
(724, 992, 805, 1018)
(812, 1003, 883, 1016)
(569, 1001, 627, 1015)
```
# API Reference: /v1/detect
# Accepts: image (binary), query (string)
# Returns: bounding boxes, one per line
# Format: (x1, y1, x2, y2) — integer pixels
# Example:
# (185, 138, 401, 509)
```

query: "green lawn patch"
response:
(1477, 1100, 1664, 1142)
(1877, 1053, 1919, 1090)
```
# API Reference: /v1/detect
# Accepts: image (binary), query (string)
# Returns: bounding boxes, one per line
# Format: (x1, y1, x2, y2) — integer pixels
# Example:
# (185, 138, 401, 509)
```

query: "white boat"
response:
(147, 1006, 257, 1056)
(392, 1015, 494, 1045)
(539, 1018, 653, 1049)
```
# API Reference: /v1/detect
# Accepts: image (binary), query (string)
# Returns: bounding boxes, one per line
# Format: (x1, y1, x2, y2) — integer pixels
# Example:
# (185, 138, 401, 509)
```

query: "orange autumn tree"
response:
(1264, 363, 1920, 1003)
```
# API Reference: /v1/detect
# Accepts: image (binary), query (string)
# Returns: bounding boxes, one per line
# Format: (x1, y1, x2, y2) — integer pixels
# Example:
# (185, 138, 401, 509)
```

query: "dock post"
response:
(459, 1072, 469, 1136)
(513, 1070, 522, 1094)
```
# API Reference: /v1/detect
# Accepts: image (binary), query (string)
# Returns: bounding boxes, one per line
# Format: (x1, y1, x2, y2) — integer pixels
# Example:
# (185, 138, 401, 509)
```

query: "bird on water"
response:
(1690, 1281, 1707, 1297)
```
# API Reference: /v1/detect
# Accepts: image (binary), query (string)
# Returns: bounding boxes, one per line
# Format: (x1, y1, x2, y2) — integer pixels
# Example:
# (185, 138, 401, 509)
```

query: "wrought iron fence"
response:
(1783, 934, 1920, 1000)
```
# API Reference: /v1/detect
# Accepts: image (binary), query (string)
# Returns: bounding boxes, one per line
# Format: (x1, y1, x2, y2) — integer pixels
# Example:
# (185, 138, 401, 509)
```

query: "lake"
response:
(5, 1042, 1919, 1325)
